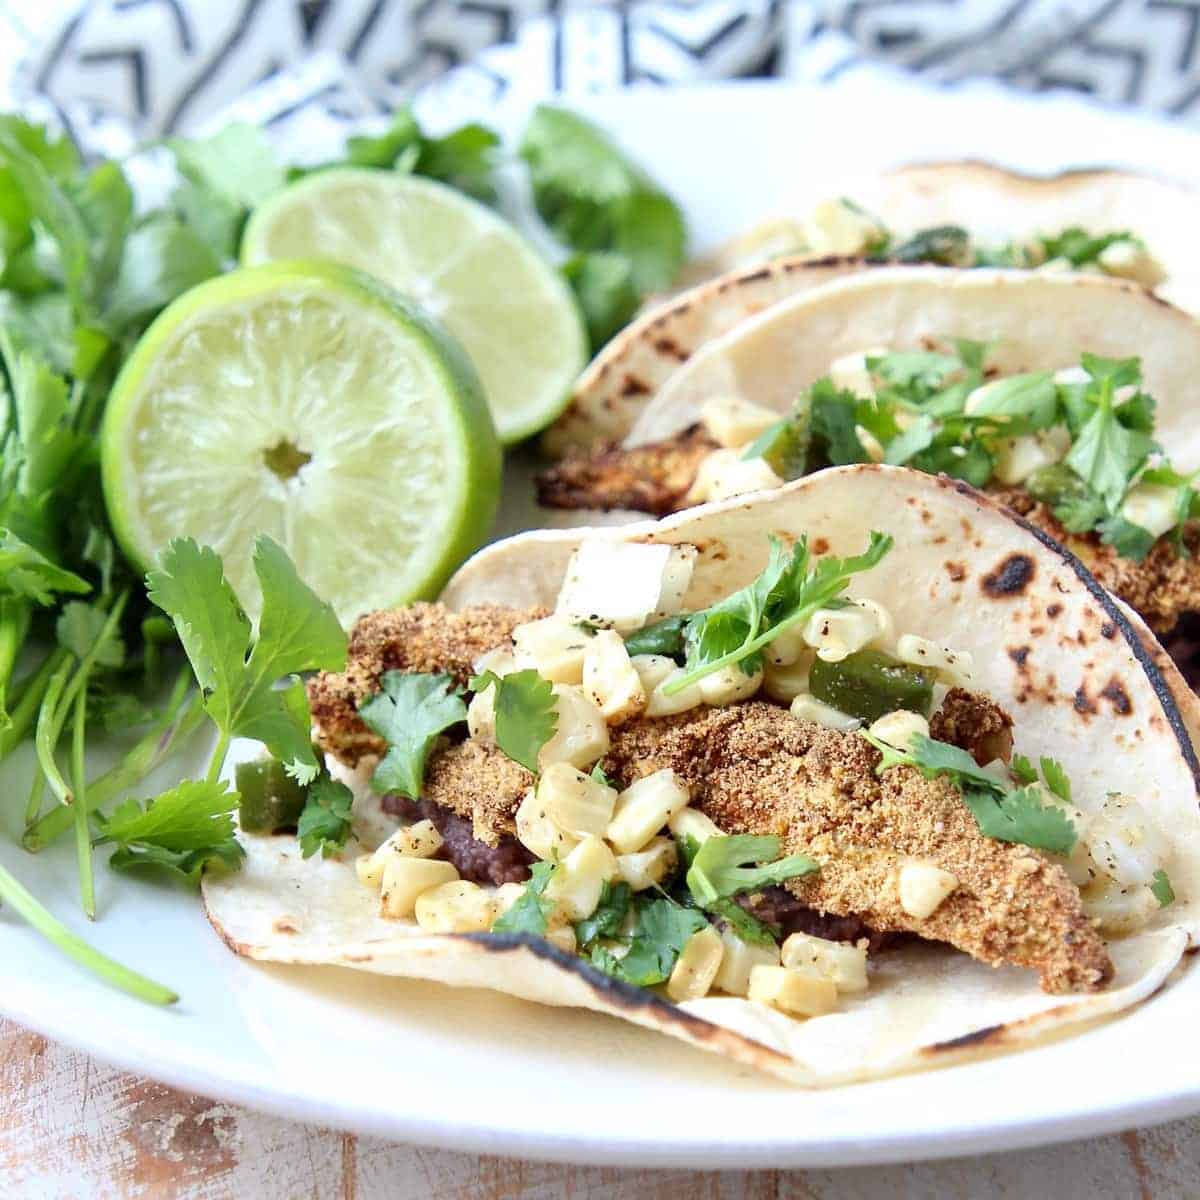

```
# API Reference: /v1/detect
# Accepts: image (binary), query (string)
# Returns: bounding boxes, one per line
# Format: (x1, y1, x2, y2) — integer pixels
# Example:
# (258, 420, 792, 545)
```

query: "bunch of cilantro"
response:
(743, 346, 1193, 561)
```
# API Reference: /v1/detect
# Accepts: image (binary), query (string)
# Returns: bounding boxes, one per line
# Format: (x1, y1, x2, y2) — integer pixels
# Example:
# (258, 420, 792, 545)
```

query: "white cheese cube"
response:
(414, 880, 498, 933)
(790, 694, 861, 732)
(895, 635, 974, 687)
(645, 667, 704, 718)
(898, 859, 959, 919)
(668, 807, 724, 844)
(780, 932, 868, 993)
(714, 929, 780, 997)
(538, 685, 610, 771)
(512, 615, 593, 684)
(380, 857, 460, 919)
(667, 926, 725, 1002)
(546, 835, 618, 920)
(538, 762, 617, 839)
(615, 836, 679, 891)
(607, 770, 691, 853)
(700, 396, 780, 449)
(698, 661, 763, 707)
(748, 964, 839, 1016)
(867, 709, 930, 752)
(556, 541, 697, 633)
(829, 347, 888, 399)
(515, 788, 580, 862)
(1121, 483, 1180, 540)
(803, 199, 886, 256)
(583, 629, 647, 723)
(688, 449, 783, 504)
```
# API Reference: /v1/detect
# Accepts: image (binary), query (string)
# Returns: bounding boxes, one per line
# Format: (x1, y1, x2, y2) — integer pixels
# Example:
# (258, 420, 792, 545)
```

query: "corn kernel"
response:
(781, 932, 868, 993)
(1097, 239, 1165, 287)
(898, 859, 958, 919)
(415, 880, 498, 933)
(829, 349, 886, 399)
(546, 835, 618, 920)
(867, 709, 929, 752)
(895, 635, 974, 687)
(492, 882, 526, 918)
(607, 770, 691, 853)
(700, 396, 780, 449)
(790, 693, 861, 732)
(993, 435, 1062, 486)
(645, 667, 704, 718)
(668, 807, 723, 844)
(667, 927, 725, 1002)
(583, 629, 647, 723)
(748, 964, 839, 1016)
(355, 854, 385, 890)
(764, 624, 807, 667)
(615, 836, 679, 891)
(512, 615, 593, 684)
(380, 857, 459, 919)
(803, 601, 887, 662)
(714, 929, 780, 996)
(632, 654, 677, 695)
(803, 199, 886, 256)
(688, 449, 783, 504)
(1121, 483, 1180, 540)
(537, 761, 617, 839)
(515, 788, 580, 862)
(698, 662, 763, 707)
(539, 685, 610, 770)
(389, 819, 443, 860)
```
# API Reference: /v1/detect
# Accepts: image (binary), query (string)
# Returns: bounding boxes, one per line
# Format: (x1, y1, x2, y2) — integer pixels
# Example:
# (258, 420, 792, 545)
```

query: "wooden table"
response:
(3, 1017, 1197, 1198)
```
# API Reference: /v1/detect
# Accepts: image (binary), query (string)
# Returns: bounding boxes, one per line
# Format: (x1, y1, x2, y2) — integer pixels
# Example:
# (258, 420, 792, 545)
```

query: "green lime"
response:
(240, 167, 588, 444)
(101, 260, 501, 624)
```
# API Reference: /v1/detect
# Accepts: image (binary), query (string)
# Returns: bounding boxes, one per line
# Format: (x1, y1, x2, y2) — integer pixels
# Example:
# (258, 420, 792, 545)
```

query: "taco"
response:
(537, 266, 1200, 677)
(203, 465, 1200, 1086)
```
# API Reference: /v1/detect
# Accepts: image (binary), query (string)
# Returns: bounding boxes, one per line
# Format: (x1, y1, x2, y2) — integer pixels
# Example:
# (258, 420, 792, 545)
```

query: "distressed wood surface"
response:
(3, 1018, 1197, 1198)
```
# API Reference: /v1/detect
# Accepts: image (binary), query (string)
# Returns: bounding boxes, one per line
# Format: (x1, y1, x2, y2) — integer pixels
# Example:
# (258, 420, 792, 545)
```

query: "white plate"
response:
(5, 79, 1200, 1168)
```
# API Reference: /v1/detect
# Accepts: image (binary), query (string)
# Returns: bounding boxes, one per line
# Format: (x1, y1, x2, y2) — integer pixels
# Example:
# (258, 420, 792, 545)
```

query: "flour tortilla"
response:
(626, 267, 1200, 474)
(204, 466, 1200, 1086)
(693, 162, 1200, 312)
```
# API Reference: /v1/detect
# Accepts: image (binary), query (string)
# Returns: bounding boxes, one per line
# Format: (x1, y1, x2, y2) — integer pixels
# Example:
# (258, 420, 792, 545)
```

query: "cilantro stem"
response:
(33, 661, 73, 807)
(23, 673, 202, 853)
(71, 689, 95, 919)
(0, 860, 177, 1005)
(0, 647, 70, 761)
(205, 730, 231, 786)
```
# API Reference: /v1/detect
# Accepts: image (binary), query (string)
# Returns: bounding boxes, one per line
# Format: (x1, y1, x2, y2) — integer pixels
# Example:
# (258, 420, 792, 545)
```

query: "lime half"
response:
(241, 168, 588, 444)
(101, 261, 501, 624)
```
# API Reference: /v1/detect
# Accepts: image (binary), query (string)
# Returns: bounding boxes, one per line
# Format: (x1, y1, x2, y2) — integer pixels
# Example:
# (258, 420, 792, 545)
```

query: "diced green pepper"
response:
(236, 757, 307, 834)
(1023, 463, 1090, 509)
(809, 649, 935, 723)
(741, 416, 808, 481)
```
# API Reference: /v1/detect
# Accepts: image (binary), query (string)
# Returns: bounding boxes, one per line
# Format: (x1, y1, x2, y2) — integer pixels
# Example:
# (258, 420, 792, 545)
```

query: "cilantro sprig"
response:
(861, 731, 1077, 855)
(662, 531, 893, 694)
(469, 669, 558, 773)
(492, 861, 559, 936)
(686, 834, 818, 907)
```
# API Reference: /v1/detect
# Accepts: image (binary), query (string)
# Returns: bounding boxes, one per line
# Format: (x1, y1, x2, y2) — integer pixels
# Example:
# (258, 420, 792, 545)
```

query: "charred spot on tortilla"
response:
(654, 337, 688, 362)
(1047, 604, 1063, 619)
(272, 918, 300, 935)
(1008, 646, 1030, 668)
(982, 554, 1035, 597)
(1101, 679, 1134, 716)
(620, 375, 651, 397)
(812, 537, 831, 555)
(924, 1023, 1007, 1054)
(945, 561, 967, 582)
(1100, 621, 1117, 639)
(1074, 687, 1097, 715)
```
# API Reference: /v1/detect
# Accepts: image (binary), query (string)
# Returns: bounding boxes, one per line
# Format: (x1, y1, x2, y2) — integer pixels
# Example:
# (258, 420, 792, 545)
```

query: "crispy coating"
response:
(602, 703, 1111, 995)
(536, 425, 717, 515)
(929, 687, 1014, 767)
(417, 739, 534, 848)
(991, 487, 1200, 634)
(307, 603, 546, 765)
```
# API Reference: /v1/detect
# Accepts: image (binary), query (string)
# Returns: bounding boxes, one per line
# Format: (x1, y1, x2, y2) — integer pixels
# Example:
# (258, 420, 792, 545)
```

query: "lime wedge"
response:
(101, 261, 501, 624)
(241, 168, 588, 444)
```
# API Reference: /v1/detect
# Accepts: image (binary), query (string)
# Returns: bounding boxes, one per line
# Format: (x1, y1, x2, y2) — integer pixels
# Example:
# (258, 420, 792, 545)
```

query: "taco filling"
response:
(538, 349, 1200, 640)
(299, 530, 1180, 1016)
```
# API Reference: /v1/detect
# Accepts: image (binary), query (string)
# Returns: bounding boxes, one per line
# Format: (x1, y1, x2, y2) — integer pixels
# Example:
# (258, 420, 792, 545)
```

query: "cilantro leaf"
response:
(809, 380, 869, 465)
(884, 414, 937, 466)
(167, 124, 286, 210)
(594, 897, 708, 987)
(56, 601, 124, 667)
(147, 535, 347, 782)
(1151, 868, 1176, 908)
(686, 834, 818, 907)
(742, 415, 808, 481)
(962, 787, 1077, 856)
(669, 531, 892, 693)
(297, 775, 355, 859)
(1066, 368, 1154, 511)
(1039, 757, 1071, 803)
(469, 669, 557, 773)
(965, 372, 1057, 432)
(623, 614, 689, 659)
(1097, 514, 1156, 562)
(358, 671, 467, 799)
(708, 897, 780, 947)
(1009, 754, 1038, 786)
(96, 779, 244, 885)
(1040, 229, 1134, 268)
(562, 251, 640, 348)
(888, 225, 970, 266)
(574, 880, 632, 947)
(492, 861, 558, 936)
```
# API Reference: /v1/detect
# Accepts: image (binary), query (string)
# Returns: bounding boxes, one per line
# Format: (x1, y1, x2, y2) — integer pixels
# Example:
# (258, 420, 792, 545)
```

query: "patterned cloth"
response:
(8, 0, 1200, 152)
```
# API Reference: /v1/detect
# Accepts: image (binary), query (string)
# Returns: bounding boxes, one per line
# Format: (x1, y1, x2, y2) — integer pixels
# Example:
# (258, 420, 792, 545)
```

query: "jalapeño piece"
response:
(809, 649, 935, 723)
